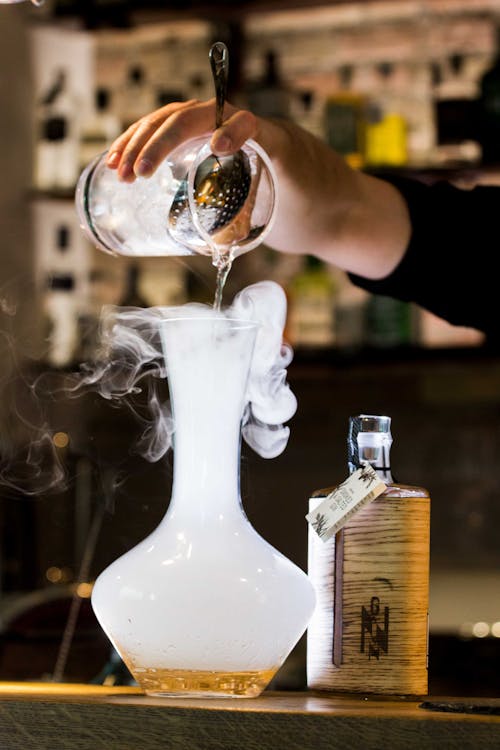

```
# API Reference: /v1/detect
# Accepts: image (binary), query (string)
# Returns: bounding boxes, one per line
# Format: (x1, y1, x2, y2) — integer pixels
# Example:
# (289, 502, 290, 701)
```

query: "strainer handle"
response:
(209, 42, 229, 130)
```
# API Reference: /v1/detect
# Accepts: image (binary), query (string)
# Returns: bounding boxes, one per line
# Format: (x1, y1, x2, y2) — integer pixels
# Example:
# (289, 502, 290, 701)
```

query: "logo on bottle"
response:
(361, 596, 389, 660)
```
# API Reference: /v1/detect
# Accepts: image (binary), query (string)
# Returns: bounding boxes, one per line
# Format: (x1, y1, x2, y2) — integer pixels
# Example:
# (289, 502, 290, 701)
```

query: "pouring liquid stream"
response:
(212, 245, 234, 312)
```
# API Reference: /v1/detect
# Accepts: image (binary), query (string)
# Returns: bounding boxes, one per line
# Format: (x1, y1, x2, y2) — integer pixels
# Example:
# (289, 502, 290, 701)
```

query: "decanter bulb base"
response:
(130, 666, 277, 698)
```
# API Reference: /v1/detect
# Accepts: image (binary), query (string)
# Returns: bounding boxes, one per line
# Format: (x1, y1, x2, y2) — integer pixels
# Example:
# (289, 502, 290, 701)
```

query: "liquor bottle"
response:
(324, 65, 367, 170)
(434, 54, 481, 166)
(79, 87, 120, 171)
(307, 414, 430, 695)
(285, 255, 336, 349)
(246, 50, 291, 120)
(364, 293, 415, 349)
(334, 273, 368, 352)
(118, 65, 155, 130)
(364, 62, 408, 168)
(119, 263, 149, 308)
(44, 273, 79, 368)
(35, 69, 79, 190)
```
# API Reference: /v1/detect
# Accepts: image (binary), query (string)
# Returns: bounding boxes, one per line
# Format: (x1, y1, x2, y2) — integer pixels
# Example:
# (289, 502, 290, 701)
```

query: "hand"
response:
(106, 98, 258, 182)
(106, 98, 411, 279)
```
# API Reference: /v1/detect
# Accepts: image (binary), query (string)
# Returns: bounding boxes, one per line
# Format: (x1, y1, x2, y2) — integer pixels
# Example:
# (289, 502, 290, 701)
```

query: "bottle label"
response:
(306, 464, 386, 541)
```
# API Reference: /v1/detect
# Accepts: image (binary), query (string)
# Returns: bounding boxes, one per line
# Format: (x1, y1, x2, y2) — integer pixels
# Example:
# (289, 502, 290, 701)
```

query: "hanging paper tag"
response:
(306, 464, 387, 542)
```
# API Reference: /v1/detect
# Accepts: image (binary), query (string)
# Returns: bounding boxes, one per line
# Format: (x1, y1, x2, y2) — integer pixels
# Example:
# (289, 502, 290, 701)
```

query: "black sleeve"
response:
(348, 176, 500, 337)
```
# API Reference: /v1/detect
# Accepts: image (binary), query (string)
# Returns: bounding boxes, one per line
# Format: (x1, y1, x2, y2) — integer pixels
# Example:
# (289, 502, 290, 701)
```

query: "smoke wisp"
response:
(73, 281, 296, 462)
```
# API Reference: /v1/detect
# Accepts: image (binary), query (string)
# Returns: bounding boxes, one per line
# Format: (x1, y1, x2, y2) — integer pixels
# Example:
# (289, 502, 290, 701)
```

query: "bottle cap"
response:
(348, 414, 391, 472)
(349, 414, 391, 436)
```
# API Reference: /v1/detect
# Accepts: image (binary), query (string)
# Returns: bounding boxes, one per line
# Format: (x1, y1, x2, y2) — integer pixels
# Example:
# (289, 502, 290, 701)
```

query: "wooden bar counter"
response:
(0, 683, 499, 750)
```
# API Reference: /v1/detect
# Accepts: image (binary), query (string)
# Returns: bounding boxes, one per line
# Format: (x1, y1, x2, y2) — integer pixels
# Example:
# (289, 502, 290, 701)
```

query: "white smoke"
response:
(233, 281, 297, 458)
(76, 281, 296, 462)
(0, 339, 66, 495)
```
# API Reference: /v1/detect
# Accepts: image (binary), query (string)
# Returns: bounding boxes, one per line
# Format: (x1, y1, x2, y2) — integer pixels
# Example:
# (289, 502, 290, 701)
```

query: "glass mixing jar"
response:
(75, 136, 277, 260)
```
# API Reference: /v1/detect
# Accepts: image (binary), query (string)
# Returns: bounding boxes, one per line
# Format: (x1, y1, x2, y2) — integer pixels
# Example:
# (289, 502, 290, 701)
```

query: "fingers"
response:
(211, 109, 259, 154)
(106, 98, 260, 182)
(106, 100, 199, 181)
(132, 99, 219, 178)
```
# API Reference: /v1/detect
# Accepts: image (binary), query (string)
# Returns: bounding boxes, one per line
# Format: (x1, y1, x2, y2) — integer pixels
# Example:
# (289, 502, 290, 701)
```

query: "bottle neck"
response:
(348, 433, 394, 483)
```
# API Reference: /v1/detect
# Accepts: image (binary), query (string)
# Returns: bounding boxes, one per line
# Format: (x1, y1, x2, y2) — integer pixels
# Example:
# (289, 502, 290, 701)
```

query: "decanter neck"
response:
(170, 393, 244, 517)
(160, 316, 257, 520)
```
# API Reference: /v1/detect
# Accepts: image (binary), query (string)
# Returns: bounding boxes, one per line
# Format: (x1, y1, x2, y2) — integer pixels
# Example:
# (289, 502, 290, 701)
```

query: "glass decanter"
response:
(91, 313, 315, 698)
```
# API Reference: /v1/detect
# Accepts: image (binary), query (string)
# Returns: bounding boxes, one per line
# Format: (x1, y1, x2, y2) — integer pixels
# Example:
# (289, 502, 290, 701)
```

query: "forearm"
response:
(255, 118, 411, 279)
(349, 176, 500, 337)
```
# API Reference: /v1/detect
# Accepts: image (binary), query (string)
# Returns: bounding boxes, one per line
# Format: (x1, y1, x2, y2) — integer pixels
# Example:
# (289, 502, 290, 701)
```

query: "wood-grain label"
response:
(307, 491, 430, 695)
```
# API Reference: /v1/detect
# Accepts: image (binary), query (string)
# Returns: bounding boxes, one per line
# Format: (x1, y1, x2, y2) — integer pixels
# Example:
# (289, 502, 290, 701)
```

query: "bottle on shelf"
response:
(119, 263, 149, 308)
(138, 259, 187, 308)
(433, 53, 481, 166)
(156, 88, 186, 109)
(118, 65, 155, 130)
(79, 87, 121, 171)
(364, 62, 408, 168)
(292, 90, 317, 135)
(364, 294, 416, 349)
(307, 414, 430, 695)
(334, 273, 369, 352)
(285, 255, 336, 349)
(324, 65, 367, 170)
(246, 49, 292, 119)
(44, 273, 79, 368)
(34, 69, 80, 191)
